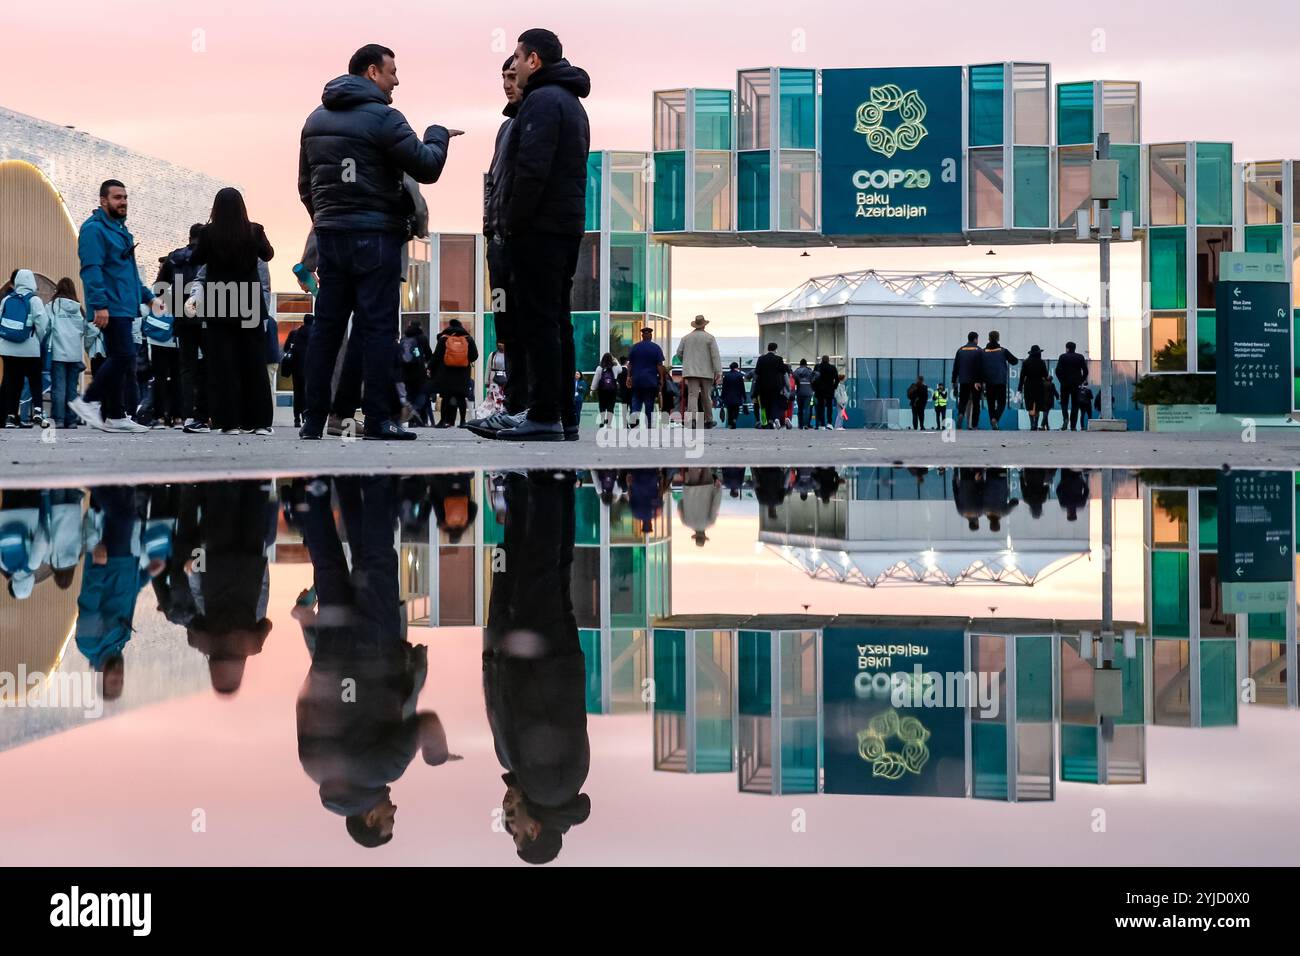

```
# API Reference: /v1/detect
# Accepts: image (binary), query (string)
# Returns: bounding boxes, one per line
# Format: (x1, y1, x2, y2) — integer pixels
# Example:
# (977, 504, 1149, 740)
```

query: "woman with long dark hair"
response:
(190, 187, 274, 434)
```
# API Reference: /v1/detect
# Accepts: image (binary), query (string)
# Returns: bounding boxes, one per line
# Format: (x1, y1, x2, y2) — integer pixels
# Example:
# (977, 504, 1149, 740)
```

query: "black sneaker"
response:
(299, 418, 324, 440)
(564, 424, 580, 442)
(494, 418, 563, 441)
(363, 419, 417, 441)
(183, 419, 210, 434)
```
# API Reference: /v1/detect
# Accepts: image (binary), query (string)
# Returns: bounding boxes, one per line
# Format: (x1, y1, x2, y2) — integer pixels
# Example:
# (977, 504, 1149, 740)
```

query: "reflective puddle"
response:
(0, 467, 1296, 864)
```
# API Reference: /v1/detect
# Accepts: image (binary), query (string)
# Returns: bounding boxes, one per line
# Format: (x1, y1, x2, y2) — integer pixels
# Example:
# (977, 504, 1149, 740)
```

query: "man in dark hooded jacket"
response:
(484, 473, 591, 864)
(297, 43, 457, 442)
(489, 29, 591, 442)
(473, 57, 526, 428)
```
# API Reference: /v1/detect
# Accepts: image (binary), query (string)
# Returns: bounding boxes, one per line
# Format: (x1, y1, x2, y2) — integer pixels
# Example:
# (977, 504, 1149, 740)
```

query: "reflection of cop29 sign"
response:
(822, 67, 963, 236)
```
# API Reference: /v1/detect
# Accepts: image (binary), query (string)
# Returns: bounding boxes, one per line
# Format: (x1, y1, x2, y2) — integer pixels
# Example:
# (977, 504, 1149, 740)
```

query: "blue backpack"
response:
(0, 292, 35, 344)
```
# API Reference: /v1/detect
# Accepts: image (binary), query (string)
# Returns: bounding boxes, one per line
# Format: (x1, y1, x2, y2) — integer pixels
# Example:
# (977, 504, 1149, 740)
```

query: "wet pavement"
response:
(0, 465, 1297, 865)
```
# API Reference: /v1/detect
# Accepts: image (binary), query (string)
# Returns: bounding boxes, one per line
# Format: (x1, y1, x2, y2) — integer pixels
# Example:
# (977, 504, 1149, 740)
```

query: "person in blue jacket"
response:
(75, 486, 162, 701)
(72, 180, 156, 433)
(720, 362, 747, 428)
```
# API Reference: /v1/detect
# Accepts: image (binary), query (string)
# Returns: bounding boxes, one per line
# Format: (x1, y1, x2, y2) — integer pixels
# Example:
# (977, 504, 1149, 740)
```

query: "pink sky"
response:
(6, 0, 1297, 355)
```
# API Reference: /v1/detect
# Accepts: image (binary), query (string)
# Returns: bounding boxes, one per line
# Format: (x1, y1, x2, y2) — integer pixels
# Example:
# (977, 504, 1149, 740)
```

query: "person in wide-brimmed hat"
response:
(673, 314, 722, 428)
(1019, 344, 1051, 431)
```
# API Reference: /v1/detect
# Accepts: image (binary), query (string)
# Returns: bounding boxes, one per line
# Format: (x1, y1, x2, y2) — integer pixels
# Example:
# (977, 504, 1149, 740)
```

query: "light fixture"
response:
(800, 250, 810, 257)
(985, 249, 996, 256)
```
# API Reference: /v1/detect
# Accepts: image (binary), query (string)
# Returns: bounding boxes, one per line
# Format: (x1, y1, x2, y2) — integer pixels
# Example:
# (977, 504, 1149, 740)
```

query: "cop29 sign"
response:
(821, 66, 963, 237)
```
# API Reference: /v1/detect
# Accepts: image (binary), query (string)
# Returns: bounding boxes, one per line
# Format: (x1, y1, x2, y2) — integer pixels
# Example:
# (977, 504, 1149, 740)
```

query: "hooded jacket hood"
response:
(522, 59, 591, 99)
(321, 74, 390, 110)
(12, 269, 37, 296)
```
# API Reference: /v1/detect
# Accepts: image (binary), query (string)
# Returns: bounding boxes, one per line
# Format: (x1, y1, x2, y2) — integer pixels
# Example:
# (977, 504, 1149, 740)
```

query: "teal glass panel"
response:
(574, 484, 600, 546)
(480, 311, 497, 397)
(1200, 640, 1237, 726)
(1295, 308, 1300, 408)
(1118, 647, 1147, 725)
(1015, 635, 1053, 721)
(738, 150, 771, 231)
(1245, 223, 1284, 255)
(1113, 144, 1141, 218)
(571, 311, 600, 386)
(695, 89, 732, 150)
(972, 723, 1009, 799)
(646, 541, 670, 618)
(696, 719, 735, 771)
(610, 233, 646, 313)
(1195, 142, 1233, 225)
(1149, 227, 1187, 310)
(653, 629, 687, 712)
(611, 546, 648, 628)
(1056, 82, 1093, 145)
(1151, 551, 1191, 637)
(652, 151, 686, 231)
(737, 631, 772, 715)
(969, 64, 1005, 147)
(585, 152, 602, 232)
(781, 718, 820, 794)
(646, 242, 667, 317)
(1196, 309, 1216, 372)
(1248, 613, 1286, 639)
(579, 628, 602, 713)
(1060, 725, 1099, 783)
(1013, 146, 1050, 228)
(1198, 490, 1218, 549)
(778, 69, 816, 149)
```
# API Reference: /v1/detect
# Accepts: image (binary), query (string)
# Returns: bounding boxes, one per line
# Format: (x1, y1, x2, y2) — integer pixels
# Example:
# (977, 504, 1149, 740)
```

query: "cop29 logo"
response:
(854, 84, 928, 158)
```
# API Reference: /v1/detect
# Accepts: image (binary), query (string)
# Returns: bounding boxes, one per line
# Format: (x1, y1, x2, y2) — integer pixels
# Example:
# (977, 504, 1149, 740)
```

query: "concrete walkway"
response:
(2, 422, 1298, 486)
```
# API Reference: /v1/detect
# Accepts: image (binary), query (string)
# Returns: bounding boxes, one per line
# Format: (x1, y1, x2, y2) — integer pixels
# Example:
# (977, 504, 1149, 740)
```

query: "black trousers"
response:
(759, 389, 784, 427)
(1059, 383, 1077, 429)
(306, 230, 403, 426)
(1, 355, 42, 419)
(956, 383, 980, 428)
(815, 394, 832, 427)
(487, 238, 527, 415)
(985, 384, 1007, 425)
(507, 231, 581, 425)
(204, 322, 273, 431)
(177, 326, 207, 422)
(911, 404, 925, 429)
(150, 346, 181, 422)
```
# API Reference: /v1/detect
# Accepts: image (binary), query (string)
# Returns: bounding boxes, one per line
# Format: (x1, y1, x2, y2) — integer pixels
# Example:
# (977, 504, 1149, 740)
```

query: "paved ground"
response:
(3, 423, 1300, 486)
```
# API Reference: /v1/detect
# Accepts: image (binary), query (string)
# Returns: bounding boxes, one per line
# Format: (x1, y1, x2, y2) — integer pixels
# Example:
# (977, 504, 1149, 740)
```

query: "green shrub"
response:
(1132, 373, 1215, 406)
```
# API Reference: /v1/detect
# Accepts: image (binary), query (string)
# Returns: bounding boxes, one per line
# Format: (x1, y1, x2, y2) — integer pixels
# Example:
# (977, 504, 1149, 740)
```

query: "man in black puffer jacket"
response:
(297, 43, 458, 442)
(489, 28, 591, 443)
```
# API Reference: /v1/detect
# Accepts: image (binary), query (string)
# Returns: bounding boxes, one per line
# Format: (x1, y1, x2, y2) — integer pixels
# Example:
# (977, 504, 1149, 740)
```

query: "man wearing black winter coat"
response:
(490, 28, 591, 442)
(297, 43, 457, 442)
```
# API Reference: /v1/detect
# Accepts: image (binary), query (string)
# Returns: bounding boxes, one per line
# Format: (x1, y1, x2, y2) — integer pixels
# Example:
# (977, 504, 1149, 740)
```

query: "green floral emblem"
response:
(854, 84, 928, 159)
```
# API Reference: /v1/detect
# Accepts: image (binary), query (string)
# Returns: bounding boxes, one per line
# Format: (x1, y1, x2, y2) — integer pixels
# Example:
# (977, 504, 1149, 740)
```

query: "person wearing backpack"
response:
(0, 490, 50, 600)
(1, 269, 52, 428)
(157, 224, 209, 432)
(432, 317, 478, 427)
(399, 320, 433, 426)
(592, 352, 619, 427)
(47, 277, 97, 428)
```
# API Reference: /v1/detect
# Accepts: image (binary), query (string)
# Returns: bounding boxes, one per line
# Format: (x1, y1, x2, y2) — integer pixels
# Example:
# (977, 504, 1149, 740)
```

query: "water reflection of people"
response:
(1056, 469, 1089, 521)
(295, 476, 454, 849)
(981, 468, 1019, 534)
(751, 467, 791, 519)
(430, 473, 478, 544)
(185, 482, 276, 695)
(75, 486, 161, 700)
(677, 467, 720, 547)
(953, 468, 985, 531)
(484, 472, 591, 864)
(1020, 468, 1055, 519)
(0, 490, 50, 599)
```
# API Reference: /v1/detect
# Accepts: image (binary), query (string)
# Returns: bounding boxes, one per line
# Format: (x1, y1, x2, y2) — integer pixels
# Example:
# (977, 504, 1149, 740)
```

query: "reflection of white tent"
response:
(768, 540, 1086, 587)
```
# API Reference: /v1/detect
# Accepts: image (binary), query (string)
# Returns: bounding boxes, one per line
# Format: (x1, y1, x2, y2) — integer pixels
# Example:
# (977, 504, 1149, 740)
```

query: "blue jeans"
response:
(84, 316, 136, 419)
(305, 230, 403, 425)
(50, 361, 82, 425)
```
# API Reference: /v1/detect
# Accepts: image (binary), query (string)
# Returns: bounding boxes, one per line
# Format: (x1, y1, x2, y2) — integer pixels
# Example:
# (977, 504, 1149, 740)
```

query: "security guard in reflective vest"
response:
(933, 383, 949, 429)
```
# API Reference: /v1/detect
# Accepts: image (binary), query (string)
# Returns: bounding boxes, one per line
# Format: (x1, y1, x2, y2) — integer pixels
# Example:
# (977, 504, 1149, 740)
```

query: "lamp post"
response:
(1078, 132, 1129, 431)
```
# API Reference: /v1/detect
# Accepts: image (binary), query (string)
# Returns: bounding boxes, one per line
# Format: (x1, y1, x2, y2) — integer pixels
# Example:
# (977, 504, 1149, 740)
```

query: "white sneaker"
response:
(221, 428, 241, 435)
(103, 417, 149, 433)
(69, 398, 104, 431)
(254, 427, 273, 436)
